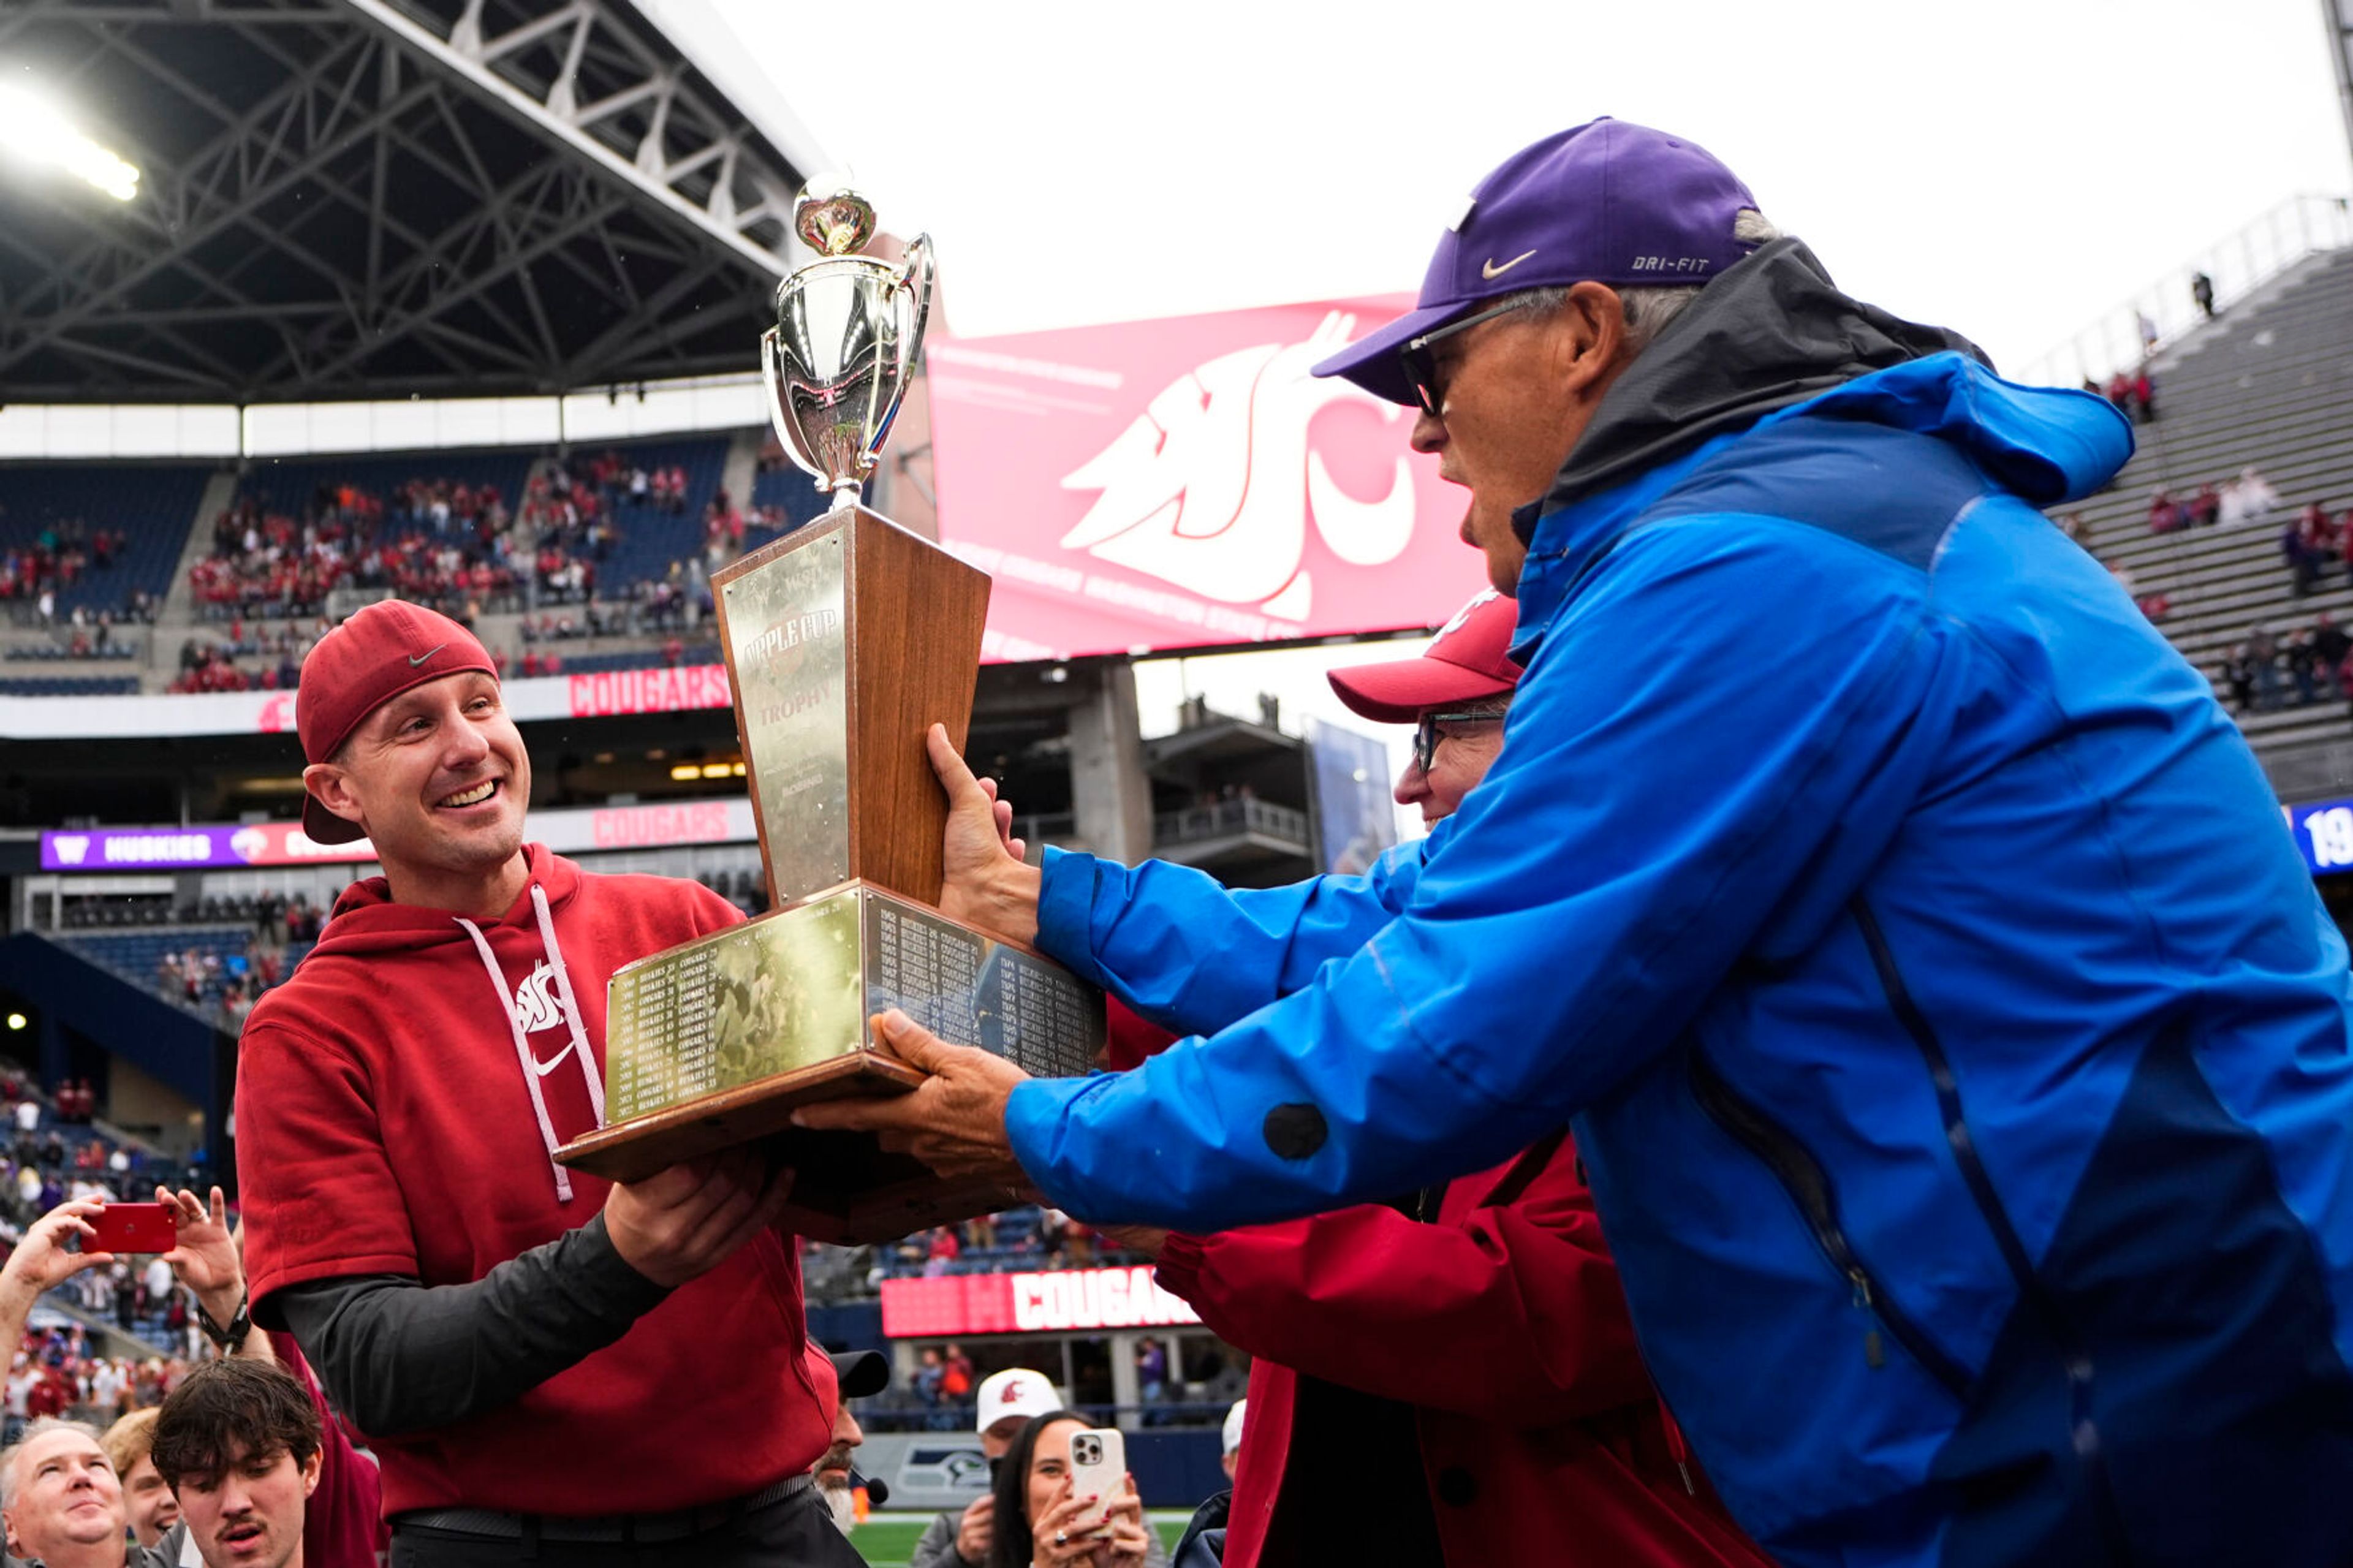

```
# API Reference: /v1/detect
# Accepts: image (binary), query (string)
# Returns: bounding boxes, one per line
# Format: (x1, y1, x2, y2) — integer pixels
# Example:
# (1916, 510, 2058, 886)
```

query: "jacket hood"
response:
(1521, 237, 1998, 539)
(312, 843, 580, 956)
(1507, 240, 2133, 639)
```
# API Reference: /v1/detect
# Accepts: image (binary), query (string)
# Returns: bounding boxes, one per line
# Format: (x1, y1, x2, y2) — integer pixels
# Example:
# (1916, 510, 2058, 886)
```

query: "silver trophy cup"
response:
(760, 180, 934, 502)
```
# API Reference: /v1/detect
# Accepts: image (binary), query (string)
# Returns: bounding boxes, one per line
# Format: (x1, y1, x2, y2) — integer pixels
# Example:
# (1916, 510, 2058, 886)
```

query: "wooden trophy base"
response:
(553, 879, 1102, 1244)
(553, 1055, 1016, 1244)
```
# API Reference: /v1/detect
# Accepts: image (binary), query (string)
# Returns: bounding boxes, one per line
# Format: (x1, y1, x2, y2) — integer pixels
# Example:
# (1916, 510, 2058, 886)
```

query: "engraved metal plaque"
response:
(719, 521, 851, 903)
(607, 890, 865, 1123)
(602, 884, 1103, 1126)
(863, 896, 1102, 1080)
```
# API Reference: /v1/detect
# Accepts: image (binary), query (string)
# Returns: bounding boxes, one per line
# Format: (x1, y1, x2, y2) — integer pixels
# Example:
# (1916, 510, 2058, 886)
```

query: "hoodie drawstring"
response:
(458, 884, 606, 1204)
(529, 884, 605, 1126)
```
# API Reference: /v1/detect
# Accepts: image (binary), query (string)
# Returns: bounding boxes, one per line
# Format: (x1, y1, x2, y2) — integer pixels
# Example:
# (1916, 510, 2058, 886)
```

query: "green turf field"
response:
(847, 1512, 1190, 1567)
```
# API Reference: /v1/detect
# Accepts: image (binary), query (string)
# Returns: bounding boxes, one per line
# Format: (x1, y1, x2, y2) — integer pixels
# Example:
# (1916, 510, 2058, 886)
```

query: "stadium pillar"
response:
(2326, 0, 2353, 181)
(1107, 1328, 1143, 1433)
(1067, 661, 1153, 863)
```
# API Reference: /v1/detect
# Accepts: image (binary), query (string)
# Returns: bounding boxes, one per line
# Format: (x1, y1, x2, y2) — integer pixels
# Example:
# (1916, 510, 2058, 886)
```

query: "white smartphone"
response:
(1065, 1426, 1127, 1536)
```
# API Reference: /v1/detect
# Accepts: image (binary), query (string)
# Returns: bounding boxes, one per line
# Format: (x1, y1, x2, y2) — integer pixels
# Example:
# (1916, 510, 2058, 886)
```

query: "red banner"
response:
(880, 1267, 1202, 1339)
(927, 298, 1490, 661)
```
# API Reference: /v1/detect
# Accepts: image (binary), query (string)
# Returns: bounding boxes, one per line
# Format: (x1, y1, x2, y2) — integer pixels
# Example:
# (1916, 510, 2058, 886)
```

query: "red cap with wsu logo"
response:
(297, 599, 496, 844)
(1326, 591, 1523, 724)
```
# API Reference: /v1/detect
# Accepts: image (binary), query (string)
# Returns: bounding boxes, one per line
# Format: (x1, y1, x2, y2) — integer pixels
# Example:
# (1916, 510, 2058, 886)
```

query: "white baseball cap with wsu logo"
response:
(976, 1368, 1063, 1436)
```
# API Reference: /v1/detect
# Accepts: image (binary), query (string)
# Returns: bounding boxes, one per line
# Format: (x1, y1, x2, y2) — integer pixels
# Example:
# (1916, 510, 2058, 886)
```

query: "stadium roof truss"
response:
(0, 0, 810, 403)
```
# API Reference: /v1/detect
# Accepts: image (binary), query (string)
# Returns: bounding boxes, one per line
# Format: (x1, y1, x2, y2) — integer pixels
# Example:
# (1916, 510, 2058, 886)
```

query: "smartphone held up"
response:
(1067, 1427, 1126, 1536)
(81, 1202, 176, 1256)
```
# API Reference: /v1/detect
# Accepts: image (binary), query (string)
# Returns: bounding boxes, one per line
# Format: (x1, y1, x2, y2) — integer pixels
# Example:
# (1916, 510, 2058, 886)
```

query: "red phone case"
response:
(86, 1205, 176, 1256)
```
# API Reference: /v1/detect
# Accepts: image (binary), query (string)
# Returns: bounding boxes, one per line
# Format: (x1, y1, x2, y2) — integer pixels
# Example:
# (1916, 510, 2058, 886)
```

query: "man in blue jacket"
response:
(802, 119, 2353, 1566)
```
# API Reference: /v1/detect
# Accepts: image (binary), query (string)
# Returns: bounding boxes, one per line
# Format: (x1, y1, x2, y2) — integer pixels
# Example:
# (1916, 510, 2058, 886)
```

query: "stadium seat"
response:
(2058, 248, 2353, 776)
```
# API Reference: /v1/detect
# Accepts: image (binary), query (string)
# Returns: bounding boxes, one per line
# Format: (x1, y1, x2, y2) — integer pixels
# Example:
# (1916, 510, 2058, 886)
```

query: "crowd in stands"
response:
(566, 448, 694, 518)
(2061, 460, 2353, 725)
(0, 1072, 215, 1374)
(169, 621, 318, 692)
(159, 448, 761, 692)
(2143, 466, 2284, 537)
(50, 892, 324, 1032)
(6, 1320, 201, 1445)
(2, 518, 149, 626)
(157, 939, 290, 1028)
(190, 476, 531, 624)
(2089, 368, 2159, 424)
(2215, 613, 2353, 718)
(2281, 497, 2353, 597)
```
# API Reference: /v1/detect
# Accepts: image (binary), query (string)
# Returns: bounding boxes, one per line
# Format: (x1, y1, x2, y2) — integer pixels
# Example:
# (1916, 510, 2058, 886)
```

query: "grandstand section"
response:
(0, 461, 210, 618)
(2050, 242, 2353, 798)
(0, 422, 849, 696)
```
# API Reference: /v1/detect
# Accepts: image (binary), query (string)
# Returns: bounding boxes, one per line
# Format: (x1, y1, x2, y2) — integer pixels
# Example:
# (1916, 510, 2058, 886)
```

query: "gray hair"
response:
(1502, 208, 1783, 357)
(0, 1418, 107, 1512)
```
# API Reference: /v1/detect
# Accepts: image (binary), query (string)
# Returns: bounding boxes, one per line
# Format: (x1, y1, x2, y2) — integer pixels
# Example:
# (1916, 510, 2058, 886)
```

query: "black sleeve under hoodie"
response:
(267, 1212, 669, 1436)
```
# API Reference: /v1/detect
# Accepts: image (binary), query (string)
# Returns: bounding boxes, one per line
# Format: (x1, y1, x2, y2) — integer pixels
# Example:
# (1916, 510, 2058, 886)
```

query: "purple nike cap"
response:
(1313, 118, 1762, 405)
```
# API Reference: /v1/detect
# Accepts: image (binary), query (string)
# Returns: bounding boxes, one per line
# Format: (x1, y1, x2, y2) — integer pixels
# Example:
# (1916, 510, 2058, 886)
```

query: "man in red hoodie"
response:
(234, 600, 857, 1566)
(1093, 594, 1772, 1568)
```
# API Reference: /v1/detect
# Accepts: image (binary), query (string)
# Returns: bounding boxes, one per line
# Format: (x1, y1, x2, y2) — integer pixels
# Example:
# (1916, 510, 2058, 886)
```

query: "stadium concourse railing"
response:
(1151, 798, 1311, 852)
(2017, 193, 2353, 388)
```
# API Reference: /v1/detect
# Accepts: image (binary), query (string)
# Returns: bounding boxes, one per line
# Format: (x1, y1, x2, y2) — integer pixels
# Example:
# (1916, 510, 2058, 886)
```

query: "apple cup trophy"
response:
(553, 183, 1105, 1243)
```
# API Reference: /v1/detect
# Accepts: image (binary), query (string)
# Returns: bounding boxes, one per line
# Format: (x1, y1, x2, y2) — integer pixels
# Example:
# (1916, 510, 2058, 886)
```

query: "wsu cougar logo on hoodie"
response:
(513, 960, 565, 1036)
(1056, 311, 1417, 621)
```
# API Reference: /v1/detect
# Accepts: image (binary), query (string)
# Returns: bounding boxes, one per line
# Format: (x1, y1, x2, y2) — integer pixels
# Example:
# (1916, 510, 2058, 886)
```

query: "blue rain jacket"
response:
(1007, 297, 2353, 1562)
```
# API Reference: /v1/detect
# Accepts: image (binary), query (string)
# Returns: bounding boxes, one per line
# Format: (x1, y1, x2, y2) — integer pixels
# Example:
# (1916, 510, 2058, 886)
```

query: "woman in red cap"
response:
(1094, 592, 1770, 1568)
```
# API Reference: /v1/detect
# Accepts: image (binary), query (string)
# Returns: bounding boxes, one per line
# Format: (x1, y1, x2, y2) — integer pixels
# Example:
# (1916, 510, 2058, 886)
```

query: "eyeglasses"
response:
(1412, 709, 1506, 775)
(1398, 298, 1538, 417)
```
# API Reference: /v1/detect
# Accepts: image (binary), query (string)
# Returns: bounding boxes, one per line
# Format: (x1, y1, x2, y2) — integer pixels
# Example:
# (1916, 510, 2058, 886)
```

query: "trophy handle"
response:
(758, 324, 792, 451)
(854, 235, 933, 487)
(895, 233, 935, 373)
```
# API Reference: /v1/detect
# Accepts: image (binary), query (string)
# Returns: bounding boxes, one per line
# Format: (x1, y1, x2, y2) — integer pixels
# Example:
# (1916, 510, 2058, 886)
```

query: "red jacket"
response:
(239, 846, 828, 1518)
(1154, 1130, 1774, 1568)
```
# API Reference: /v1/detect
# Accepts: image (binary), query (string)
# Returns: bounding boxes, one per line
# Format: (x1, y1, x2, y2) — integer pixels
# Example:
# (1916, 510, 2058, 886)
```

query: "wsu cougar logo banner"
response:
(927, 297, 1488, 659)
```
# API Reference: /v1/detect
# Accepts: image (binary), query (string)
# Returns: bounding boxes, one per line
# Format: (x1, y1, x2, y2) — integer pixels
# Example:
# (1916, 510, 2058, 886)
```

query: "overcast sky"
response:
(643, 0, 2353, 833)
(651, 0, 2349, 376)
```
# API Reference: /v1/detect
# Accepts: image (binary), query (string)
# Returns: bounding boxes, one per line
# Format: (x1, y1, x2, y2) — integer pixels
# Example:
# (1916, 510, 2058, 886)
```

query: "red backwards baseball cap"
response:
(1326, 591, 1522, 723)
(297, 599, 496, 845)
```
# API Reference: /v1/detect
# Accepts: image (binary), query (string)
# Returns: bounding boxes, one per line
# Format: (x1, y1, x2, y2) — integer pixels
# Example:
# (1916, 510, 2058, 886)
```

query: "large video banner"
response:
(926, 297, 1491, 661)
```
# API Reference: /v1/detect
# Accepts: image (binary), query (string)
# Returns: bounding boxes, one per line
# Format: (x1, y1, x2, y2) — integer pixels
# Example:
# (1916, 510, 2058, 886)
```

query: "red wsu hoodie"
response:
(237, 845, 827, 1517)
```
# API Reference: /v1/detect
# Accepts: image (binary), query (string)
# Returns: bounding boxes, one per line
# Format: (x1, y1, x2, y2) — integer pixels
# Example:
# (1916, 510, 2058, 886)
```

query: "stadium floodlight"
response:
(0, 83, 140, 202)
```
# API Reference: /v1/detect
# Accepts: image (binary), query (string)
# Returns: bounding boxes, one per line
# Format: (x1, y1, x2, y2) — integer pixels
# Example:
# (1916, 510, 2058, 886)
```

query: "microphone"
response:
(854, 1470, 890, 1507)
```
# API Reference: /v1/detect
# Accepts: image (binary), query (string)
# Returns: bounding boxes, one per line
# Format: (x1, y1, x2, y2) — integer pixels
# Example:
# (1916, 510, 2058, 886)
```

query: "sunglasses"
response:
(1412, 709, 1506, 775)
(1398, 298, 1539, 417)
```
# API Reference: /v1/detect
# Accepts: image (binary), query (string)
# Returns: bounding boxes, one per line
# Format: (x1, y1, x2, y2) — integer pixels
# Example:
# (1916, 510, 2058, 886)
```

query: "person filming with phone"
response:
(987, 1414, 1150, 1568)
